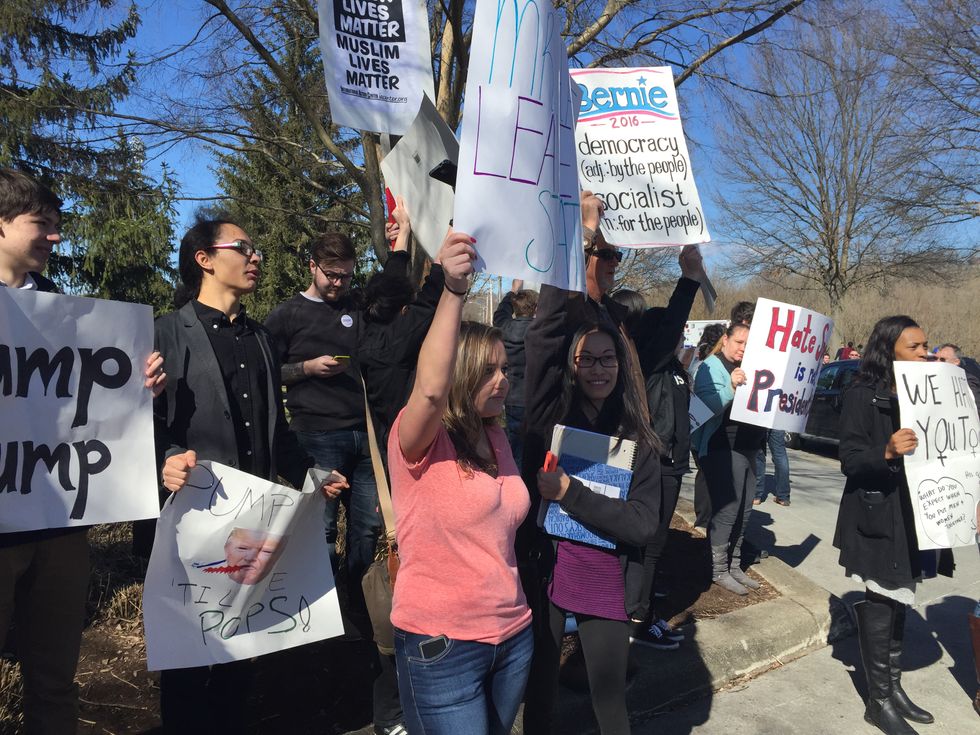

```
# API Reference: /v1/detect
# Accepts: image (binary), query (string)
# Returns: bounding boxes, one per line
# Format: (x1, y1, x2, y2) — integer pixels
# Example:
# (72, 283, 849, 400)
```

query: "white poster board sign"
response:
(730, 298, 833, 432)
(684, 319, 728, 348)
(317, 0, 434, 134)
(453, 0, 585, 291)
(895, 361, 980, 550)
(569, 67, 710, 247)
(381, 94, 458, 259)
(143, 462, 344, 670)
(0, 288, 158, 532)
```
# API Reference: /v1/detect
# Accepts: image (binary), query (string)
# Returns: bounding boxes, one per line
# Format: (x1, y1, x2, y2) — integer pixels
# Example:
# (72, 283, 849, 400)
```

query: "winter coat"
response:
(832, 381, 922, 587)
(634, 278, 699, 470)
(493, 293, 532, 408)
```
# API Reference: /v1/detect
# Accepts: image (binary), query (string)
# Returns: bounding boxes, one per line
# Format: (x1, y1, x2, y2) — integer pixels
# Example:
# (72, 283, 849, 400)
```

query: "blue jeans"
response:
(394, 625, 533, 735)
(755, 429, 790, 501)
(295, 429, 380, 583)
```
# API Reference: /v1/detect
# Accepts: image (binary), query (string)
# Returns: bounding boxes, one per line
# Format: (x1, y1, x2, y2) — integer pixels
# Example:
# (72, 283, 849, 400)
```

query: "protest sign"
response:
(570, 67, 710, 248)
(453, 0, 585, 291)
(0, 288, 158, 533)
(684, 319, 728, 349)
(730, 298, 833, 432)
(317, 0, 434, 134)
(380, 94, 458, 258)
(143, 462, 344, 670)
(895, 361, 980, 550)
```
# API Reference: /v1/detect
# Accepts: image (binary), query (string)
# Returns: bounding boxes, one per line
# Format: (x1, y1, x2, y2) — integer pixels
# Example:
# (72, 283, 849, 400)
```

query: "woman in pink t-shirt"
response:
(389, 230, 532, 735)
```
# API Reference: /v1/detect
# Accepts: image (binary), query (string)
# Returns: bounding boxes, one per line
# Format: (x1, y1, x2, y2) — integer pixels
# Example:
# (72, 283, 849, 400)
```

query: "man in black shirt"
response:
(265, 233, 409, 588)
(155, 216, 346, 734)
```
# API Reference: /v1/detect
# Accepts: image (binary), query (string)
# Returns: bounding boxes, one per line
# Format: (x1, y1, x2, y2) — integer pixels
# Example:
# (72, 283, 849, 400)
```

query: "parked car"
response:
(785, 359, 860, 449)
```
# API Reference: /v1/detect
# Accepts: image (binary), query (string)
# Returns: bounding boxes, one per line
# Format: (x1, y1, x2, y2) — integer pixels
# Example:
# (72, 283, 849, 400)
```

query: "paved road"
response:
(635, 447, 980, 734)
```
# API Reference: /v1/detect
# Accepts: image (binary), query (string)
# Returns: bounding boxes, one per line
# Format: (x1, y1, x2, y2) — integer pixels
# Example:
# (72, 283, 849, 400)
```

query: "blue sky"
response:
(127, 0, 735, 262)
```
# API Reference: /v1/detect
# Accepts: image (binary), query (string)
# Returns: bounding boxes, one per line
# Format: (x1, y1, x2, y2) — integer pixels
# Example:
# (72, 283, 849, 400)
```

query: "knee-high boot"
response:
(888, 604, 933, 723)
(854, 598, 918, 735)
(970, 611, 980, 717)
(711, 545, 747, 595)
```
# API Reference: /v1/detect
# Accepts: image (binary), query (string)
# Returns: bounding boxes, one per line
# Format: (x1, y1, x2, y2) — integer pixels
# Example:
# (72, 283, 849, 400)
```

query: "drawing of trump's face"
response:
(223, 528, 286, 585)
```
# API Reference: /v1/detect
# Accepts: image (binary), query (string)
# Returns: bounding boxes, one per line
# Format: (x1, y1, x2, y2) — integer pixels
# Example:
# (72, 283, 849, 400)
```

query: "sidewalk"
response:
(633, 448, 980, 734)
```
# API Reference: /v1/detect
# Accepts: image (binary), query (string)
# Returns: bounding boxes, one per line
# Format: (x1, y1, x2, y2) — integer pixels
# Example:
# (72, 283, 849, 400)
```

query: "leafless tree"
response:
(714, 6, 974, 328)
(69, 0, 808, 261)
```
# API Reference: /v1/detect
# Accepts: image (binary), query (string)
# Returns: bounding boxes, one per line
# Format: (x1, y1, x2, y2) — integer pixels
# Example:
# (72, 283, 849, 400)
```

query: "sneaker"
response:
(376, 725, 408, 735)
(774, 498, 791, 506)
(752, 497, 764, 505)
(629, 621, 680, 650)
(651, 618, 684, 642)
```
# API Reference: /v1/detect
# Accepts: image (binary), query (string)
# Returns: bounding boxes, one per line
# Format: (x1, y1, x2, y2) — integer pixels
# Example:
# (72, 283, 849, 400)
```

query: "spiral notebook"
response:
(536, 424, 637, 549)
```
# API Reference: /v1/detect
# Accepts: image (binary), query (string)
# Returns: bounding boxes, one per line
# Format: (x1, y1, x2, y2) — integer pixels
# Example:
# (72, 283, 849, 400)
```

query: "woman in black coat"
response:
(833, 315, 934, 735)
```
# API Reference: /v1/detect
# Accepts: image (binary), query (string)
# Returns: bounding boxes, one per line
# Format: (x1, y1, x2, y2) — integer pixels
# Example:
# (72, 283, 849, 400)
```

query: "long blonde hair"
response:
(443, 322, 505, 474)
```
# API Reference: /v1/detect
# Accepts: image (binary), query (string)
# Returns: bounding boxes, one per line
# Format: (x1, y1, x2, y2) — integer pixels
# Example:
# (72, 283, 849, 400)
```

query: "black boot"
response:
(855, 598, 919, 735)
(889, 604, 934, 724)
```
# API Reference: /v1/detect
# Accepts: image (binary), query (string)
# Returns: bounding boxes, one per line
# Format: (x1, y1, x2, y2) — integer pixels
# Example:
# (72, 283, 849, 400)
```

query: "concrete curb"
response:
(543, 499, 854, 734)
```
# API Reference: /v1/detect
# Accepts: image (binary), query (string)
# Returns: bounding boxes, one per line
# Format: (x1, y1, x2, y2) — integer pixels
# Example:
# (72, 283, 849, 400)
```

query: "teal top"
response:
(690, 354, 735, 458)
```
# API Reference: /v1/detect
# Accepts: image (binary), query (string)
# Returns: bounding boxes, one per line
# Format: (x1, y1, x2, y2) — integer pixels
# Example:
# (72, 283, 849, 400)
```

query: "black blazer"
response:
(153, 301, 310, 489)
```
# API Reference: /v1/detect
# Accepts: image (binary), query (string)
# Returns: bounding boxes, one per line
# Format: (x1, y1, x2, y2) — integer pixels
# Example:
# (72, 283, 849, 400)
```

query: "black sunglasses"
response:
(588, 247, 623, 263)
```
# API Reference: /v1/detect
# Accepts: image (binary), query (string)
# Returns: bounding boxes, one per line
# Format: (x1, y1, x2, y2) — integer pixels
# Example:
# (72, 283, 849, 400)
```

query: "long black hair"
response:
(856, 315, 920, 388)
(553, 322, 661, 454)
(358, 270, 415, 324)
(174, 215, 241, 308)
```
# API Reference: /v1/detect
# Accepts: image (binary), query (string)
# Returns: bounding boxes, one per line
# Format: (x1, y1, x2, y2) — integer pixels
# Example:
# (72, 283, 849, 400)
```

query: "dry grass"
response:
(0, 659, 23, 734)
(0, 522, 148, 732)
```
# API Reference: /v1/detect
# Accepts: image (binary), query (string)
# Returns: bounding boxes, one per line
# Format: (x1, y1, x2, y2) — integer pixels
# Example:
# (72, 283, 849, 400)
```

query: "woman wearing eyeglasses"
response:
(150, 216, 341, 734)
(523, 311, 662, 733)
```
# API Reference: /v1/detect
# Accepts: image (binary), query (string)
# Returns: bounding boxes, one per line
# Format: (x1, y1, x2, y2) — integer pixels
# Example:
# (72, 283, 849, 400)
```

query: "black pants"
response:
(702, 449, 755, 553)
(373, 650, 402, 729)
(519, 552, 560, 735)
(692, 452, 712, 529)
(160, 660, 253, 734)
(626, 473, 682, 622)
(0, 530, 89, 735)
(548, 603, 630, 735)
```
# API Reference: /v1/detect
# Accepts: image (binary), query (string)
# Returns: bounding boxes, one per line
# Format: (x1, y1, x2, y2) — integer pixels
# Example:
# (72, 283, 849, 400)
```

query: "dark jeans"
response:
(394, 625, 533, 735)
(702, 449, 756, 553)
(755, 430, 790, 501)
(373, 651, 402, 730)
(0, 530, 89, 735)
(547, 604, 630, 735)
(504, 404, 525, 471)
(626, 472, 683, 622)
(295, 429, 381, 584)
